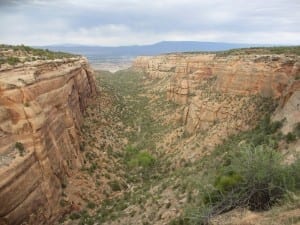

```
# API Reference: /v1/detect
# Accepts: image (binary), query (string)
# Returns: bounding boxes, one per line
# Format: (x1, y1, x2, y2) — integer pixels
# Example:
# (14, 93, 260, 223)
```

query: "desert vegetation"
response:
(216, 46, 300, 56)
(0, 44, 76, 66)
(171, 115, 300, 224)
(58, 66, 299, 225)
(181, 46, 300, 56)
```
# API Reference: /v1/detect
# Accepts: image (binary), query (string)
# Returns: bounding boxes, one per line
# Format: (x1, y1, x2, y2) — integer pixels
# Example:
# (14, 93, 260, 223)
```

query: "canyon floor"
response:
(58, 68, 300, 225)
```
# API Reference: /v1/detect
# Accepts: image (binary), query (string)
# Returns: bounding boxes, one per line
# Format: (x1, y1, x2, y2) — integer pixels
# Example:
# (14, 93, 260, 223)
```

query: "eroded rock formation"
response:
(0, 57, 96, 225)
(133, 53, 300, 143)
(273, 79, 300, 134)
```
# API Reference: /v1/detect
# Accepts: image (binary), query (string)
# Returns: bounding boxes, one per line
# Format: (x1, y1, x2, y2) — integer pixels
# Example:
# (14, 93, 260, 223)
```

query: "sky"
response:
(0, 0, 299, 46)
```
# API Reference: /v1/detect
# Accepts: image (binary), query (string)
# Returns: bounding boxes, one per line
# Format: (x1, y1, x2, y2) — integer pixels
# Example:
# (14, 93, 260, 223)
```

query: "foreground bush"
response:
(191, 145, 300, 225)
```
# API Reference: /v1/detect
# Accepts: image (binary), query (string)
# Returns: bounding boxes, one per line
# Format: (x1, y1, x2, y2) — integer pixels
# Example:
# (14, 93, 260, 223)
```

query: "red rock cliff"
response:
(134, 54, 300, 101)
(0, 57, 96, 225)
(133, 53, 300, 157)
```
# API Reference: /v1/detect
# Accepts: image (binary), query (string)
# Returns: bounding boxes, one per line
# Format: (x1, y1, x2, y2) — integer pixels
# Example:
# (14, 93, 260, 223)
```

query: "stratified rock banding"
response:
(0, 57, 96, 225)
(133, 53, 300, 134)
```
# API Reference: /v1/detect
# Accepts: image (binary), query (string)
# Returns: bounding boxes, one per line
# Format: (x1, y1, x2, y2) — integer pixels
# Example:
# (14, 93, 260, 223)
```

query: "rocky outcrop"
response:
(214, 55, 299, 98)
(134, 54, 300, 100)
(133, 53, 300, 138)
(0, 57, 96, 225)
(273, 79, 300, 134)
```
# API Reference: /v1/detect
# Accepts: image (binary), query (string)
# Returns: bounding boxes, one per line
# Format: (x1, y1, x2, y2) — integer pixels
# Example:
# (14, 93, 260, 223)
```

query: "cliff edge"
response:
(0, 56, 96, 224)
(133, 52, 300, 159)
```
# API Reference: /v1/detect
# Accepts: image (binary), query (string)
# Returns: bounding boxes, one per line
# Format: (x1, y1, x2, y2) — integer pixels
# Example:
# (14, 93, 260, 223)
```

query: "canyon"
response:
(0, 46, 299, 225)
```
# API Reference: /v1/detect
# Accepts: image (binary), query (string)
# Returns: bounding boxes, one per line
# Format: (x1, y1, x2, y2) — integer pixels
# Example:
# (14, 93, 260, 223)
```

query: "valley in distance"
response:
(40, 41, 255, 72)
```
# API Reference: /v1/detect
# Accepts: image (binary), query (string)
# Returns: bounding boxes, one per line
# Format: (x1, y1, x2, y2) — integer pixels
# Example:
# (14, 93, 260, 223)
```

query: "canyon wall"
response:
(0, 58, 96, 225)
(133, 53, 300, 139)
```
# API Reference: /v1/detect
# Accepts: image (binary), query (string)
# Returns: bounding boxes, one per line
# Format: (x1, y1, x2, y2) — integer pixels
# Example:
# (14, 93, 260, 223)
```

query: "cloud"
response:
(0, 0, 299, 45)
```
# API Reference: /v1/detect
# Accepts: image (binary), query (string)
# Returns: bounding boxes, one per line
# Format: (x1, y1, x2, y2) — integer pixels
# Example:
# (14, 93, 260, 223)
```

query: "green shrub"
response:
(184, 114, 299, 225)
(7, 57, 20, 65)
(128, 151, 155, 168)
(69, 212, 81, 220)
(269, 120, 283, 133)
(59, 199, 68, 207)
(61, 177, 68, 189)
(125, 146, 155, 168)
(83, 162, 98, 175)
(289, 158, 300, 189)
(256, 116, 283, 135)
(80, 142, 86, 151)
(224, 145, 287, 210)
(15, 142, 25, 156)
(202, 188, 223, 205)
(195, 145, 300, 224)
(214, 172, 243, 193)
(294, 122, 300, 137)
(169, 217, 190, 225)
(87, 201, 96, 209)
(285, 132, 297, 143)
(125, 145, 139, 157)
(108, 180, 122, 192)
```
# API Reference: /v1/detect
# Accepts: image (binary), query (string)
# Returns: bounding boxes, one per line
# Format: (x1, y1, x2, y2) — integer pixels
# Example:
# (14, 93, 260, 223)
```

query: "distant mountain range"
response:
(39, 41, 257, 57)
(37, 41, 264, 71)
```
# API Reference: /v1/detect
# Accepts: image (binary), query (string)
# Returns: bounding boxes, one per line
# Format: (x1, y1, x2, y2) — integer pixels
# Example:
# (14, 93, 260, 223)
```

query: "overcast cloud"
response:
(0, 0, 299, 46)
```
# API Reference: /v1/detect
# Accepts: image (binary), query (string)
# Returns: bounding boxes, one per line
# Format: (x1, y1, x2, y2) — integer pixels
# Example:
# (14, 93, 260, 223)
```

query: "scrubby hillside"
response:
(0, 44, 76, 67)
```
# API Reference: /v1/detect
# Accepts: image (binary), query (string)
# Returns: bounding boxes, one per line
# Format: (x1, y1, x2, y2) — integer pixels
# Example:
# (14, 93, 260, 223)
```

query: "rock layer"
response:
(133, 53, 300, 137)
(0, 58, 96, 225)
(134, 54, 300, 100)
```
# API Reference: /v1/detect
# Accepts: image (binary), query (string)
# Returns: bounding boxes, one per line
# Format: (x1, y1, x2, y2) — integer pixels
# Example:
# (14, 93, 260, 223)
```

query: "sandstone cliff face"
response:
(134, 54, 300, 100)
(0, 58, 96, 225)
(133, 53, 300, 157)
(273, 79, 300, 134)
